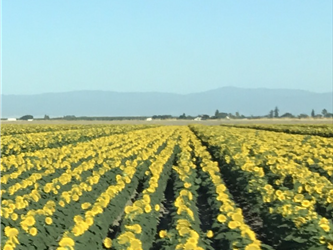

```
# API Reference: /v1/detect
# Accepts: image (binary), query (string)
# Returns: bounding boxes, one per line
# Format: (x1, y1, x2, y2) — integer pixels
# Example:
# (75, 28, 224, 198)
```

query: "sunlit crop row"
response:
(167, 128, 207, 250)
(221, 127, 333, 216)
(2, 123, 333, 250)
(220, 123, 333, 137)
(190, 125, 333, 250)
(111, 131, 178, 250)
(0, 127, 174, 250)
(1, 124, 90, 136)
(189, 130, 263, 250)
(1, 124, 155, 156)
(1, 127, 157, 193)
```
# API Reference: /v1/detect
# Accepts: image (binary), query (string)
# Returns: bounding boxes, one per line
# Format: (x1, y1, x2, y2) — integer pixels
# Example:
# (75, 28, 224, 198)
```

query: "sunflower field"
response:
(1, 124, 333, 250)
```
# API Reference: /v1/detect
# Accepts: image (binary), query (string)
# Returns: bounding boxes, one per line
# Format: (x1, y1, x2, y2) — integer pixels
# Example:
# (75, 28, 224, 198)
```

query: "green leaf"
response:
(260, 243, 275, 250)
(213, 233, 225, 240)
(223, 231, 242, 241)
(277, 224, 289, 228)
(195, 178, 202, 184)
(284, 235, 307, 243)
(307, 246, 327, 250)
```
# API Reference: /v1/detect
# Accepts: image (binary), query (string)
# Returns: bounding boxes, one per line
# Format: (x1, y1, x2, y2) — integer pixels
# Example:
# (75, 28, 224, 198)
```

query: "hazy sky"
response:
(2, 1, 332, 95)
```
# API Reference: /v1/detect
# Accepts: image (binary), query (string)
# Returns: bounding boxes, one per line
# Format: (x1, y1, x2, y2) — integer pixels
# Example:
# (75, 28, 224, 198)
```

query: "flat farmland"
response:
(1, 124, 333, 250)
(1, 118, 333, 126)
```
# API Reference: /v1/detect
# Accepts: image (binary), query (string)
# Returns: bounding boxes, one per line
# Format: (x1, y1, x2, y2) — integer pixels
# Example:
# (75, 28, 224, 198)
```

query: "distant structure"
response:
(27, 119, 34, 122)
(194, 117, 202, 121)
(214, 111, 229, 119)
(7, 118, 17, 121)
(146, 117, 153, 121)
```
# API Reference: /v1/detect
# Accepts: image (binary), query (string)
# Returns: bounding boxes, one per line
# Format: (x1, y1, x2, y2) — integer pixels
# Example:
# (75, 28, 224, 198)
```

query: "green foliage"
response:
(19, 115, 33, 120)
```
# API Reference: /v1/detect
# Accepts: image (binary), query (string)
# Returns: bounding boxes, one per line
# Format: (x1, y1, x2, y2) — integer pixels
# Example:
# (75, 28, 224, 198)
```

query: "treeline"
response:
(4, 107, 333, 121)
(57, 115, 150, 121)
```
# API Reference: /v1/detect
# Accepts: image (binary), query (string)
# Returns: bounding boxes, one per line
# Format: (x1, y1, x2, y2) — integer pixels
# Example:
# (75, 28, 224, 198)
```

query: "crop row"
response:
(190, 125, 333, 250)
(1, 125, 156, 157)
(1, 124, 93, 136)
(109, 131, 178, 250)
(2, 126, 264, 250)
(2, 124, 333, 250)
(1, 127, 175, 250)
(220, 124, 333, 137)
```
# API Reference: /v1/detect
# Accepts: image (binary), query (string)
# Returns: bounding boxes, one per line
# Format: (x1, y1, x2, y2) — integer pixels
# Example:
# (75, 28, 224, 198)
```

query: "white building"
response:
(146, 118, 153, 121)
(7, 118, 17, 121)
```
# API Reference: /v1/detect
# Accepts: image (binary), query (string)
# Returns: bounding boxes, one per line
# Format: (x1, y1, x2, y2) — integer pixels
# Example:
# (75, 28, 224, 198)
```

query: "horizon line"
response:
(2, 86, 333, 96)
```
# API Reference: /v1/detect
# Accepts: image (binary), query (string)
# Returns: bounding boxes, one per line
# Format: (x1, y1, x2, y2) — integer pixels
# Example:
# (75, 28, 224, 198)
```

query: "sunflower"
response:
(23, 216, 36, 227)
(59, 237, 75, 247)
(159, 230, 168, 238)
(217, 214, 227, 223)
(206, 230, 214, 238)
(45, 217, 53, 225)
(154, 204, 160, 211)
(125, 224, 142, 234)
(29, 227, 38, 236)
(144, 204, 152, 213)
(244, 243, 261, 250)
(228, 221, 239, 230)
(81, 202, 91, 210)
(103, 237, 112, 248)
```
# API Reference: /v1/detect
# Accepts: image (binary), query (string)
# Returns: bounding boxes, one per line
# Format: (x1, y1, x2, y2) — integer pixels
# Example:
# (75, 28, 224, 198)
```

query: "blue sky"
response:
(2, 0, 332, 95)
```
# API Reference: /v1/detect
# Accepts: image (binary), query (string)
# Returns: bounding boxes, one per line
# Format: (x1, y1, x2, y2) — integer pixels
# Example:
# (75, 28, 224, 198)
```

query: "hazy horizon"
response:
(2, 86, 333, 96)
(2, 1, 332, 95)
(2, 88, 332, 119)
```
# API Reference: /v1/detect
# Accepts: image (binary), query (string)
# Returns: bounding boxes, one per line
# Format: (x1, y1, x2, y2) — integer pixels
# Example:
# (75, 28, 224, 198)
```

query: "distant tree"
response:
(214, 110, 228, 119)
(201, 114, 210, 120)
(64, 115, 76, 120)
(19, 115, 33, 120)
(274, 107, 279, 118)
(179, 113, 186, 119)
(311, 109, 315, 117)
(269, 110, 274, 118)
(298, 113, 309, 119)
(227, 113, 235, 119)
(322, 109, 328, 117)
(219, 112, 229, 118)
(152, 115, 173, 120)
(280, 113, 294, 118)
(44, 114, 50, 120)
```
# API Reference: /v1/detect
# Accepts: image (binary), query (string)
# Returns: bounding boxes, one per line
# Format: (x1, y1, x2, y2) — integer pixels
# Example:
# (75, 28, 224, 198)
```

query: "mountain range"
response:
(1, 87, 332, 118)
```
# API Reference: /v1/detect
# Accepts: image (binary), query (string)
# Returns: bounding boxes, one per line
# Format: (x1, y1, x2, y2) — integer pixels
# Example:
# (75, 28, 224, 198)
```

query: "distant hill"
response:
(1, 87, 332, 118)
